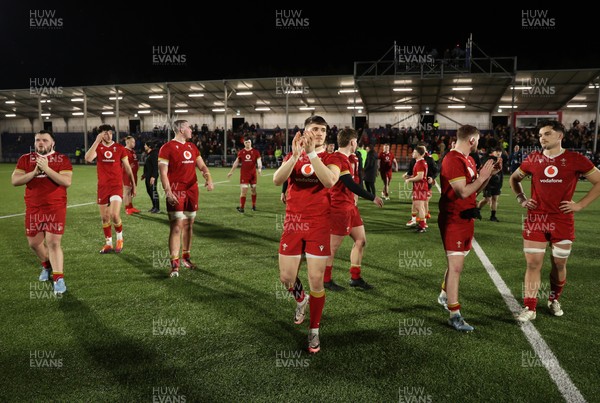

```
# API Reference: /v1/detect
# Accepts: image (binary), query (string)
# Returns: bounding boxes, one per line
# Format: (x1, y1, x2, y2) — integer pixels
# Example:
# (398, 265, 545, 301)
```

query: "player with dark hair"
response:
(378, 144, 398, 200)
(159, 120, 214, 277)
(227, 139, 262, 213)
(404, 146, 429, 233)
(437, 125, 500, 332)
(510, 120, 600, 322)
(123, 135, 140, 215)
(12, 130, 72, 294)
(324, 128, 383, 292)
(85, 124, 136, 253)
(273, 115, 338, 354)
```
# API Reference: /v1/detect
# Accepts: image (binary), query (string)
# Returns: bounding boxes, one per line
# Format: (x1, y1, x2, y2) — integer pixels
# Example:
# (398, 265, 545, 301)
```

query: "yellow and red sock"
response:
(324, 265, 333, 283)
(524, 297, 537, 311)
(309, 289, 325, 329)
(426, 211, 431, 219)
(448, 302, 461, 314)
(170, 256, 179, 270)
(251, 194, 257, 207)
(549, 279, 566, 302)
(349, 265, 361, 280)
(441, 279, 446, 292)
(240, 196, 246, 208)
(182, 250, 190, 260)
(417, 217, 426, 229)
(114, 221, 122, 234)
(102, 223, 112, 238)
(41, 260, 51, 270)
(53, 272, 64, 281)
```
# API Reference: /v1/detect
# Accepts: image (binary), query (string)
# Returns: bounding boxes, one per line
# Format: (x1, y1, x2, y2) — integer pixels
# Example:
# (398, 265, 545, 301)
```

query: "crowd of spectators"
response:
(2, 119, 600, 168)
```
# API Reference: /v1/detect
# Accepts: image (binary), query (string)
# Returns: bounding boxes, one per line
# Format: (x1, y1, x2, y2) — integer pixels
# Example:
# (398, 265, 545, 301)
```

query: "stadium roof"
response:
(0, 68, 598, 123)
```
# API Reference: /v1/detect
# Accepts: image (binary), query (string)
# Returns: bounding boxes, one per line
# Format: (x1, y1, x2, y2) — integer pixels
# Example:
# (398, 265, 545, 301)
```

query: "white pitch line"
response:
(433, 181, 585, 402)
(471, 240, 585, 403)
(0, 202, 95, 220)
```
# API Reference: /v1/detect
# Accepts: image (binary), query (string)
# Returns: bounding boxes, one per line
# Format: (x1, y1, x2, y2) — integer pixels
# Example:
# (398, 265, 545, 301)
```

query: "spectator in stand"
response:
(509, 145, 522, 173)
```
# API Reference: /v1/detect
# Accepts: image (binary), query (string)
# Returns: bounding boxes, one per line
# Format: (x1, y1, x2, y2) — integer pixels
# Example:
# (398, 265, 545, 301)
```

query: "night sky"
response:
(1, 3, 598, 90)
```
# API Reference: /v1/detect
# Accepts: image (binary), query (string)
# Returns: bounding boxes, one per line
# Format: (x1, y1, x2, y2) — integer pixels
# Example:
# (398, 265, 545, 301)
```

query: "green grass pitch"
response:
(0, 163, 598, 402)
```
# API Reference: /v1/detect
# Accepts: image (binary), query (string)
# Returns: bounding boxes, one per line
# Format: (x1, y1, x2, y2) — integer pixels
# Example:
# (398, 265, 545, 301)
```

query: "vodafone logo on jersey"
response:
(540, 164, 563, 183)
(544, 165, 558, 178)
(104, 151, 113, 159)
(301, 163, 315, 177)
(183, 150, 192, 160)
(245, 154, 251, 160)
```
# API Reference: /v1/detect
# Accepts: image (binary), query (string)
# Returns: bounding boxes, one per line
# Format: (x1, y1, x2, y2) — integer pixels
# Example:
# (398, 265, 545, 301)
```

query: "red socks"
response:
(309, 289, 325, 329)
(524, 297, 537, 311)
(251, 194, 257, 207)
(240, 196, 246, 208)
(324, 266, 333, 283)
(550, 279, 566, 302)
(349, 265, 361, 280)
(103, 223, 112, 238)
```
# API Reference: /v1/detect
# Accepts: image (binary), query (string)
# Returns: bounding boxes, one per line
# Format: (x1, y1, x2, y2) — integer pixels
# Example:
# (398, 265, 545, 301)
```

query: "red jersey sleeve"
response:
(158, 144, 171, 164)
(575, 153, 596, 176)
(59, 154, 73, 172)
(16, 154, 30, 172)
(446, 155, 468, 184)
(237, 150, 243, 160)
(283, 152, 293, 162)
(254, 149, 261, 161)
(518, 153, 533, 176)
(327, 153, 350, 175)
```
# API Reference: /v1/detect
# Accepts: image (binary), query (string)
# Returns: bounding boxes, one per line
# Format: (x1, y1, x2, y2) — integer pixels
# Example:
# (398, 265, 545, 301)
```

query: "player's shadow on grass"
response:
(118, 251, 311, 349)
(128, 211, 281, 244)
(57, 294, 216, 401)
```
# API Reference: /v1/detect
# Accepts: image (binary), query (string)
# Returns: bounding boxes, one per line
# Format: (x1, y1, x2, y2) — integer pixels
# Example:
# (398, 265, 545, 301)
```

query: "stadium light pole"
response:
(594, 83, 600, 154)
(224, 83, 228, 165)
(115, 86, 120, 142)
(83, 91, 88, 152)
(285, 90, 289, 153)
(38, 96, 42, 131)
(167, 84, 171, 140)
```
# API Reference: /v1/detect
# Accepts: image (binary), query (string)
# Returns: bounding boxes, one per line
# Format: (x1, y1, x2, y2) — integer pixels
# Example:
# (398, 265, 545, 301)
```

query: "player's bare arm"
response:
(159, 163, 178, 206)
(560, 168, 600, 213)
(304, 131, 337, 188)
(227, 158, 240, 178)
(84, 132, 105, 162)
(273, 132, 303, 186)
(122, 158, 137, 197)
(393, 158, 399, 172)
(510, 168, 538, 210)
(449, 159, 493, 199)
(36, 156, 72, 187)
(11, 164, 40, 186)
(257, 158, 263, 175)
(196, 156, 214, 191)
(405, 171, 424, 183)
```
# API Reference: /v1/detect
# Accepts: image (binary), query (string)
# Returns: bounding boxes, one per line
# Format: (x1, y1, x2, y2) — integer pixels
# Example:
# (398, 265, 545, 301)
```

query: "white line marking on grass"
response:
(471, 240, 586, 403)
(433, 181, 585, 402)
(0, 202, 95, 220)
